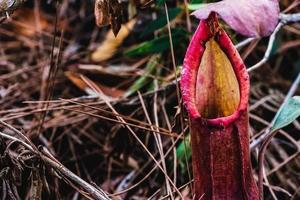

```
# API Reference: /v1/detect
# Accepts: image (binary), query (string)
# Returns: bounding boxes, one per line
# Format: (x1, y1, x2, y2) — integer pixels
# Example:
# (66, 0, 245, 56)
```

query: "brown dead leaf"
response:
(94, 0, 110, 27)
(94, 0, 123, 36)
(65, 71, 88, 92)
(65, 71, 125, 98)
(91, 18, 136, 62)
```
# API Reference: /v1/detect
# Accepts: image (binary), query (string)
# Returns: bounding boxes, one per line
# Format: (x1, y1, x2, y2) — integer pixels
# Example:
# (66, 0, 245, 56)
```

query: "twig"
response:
(247, 22, 284, 72)
(247, 13, 300, 72)
(0, 131, 34, 151)
(235, 37, 256, 49)
(0, 123, 111, 200)
(280, 13, 300, 23)
(250, 73, 300, 149)
(257, 73, 300, 199)
(0, 119, 37, 150)
(40, 148, 111, 200)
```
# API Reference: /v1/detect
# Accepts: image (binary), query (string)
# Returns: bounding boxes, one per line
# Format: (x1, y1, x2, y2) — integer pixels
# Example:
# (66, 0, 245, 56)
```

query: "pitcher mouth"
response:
(180, 15, 249, 127)
(195, 37, 241, 120)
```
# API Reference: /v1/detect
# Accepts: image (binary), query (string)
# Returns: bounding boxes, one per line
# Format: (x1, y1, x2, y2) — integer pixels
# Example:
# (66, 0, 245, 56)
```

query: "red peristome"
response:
(181, 14, 259, 200)
(181, 15, 249, 127)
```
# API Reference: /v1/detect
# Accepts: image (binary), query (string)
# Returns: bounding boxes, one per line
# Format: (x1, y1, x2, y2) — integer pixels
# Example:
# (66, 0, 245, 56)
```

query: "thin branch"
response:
(40, 148, 111, 200)
(0, 123, 111, 200)
(247, 13, 300, 72)
(235, 37, 256, 49)
(0, 119, 38, 151)
(280, 13, 300, 23)
(247, 22, 284, 72)
(250, 73, 300, 149)
(0, 131, 34, 151)
(257, 73, 300, 199)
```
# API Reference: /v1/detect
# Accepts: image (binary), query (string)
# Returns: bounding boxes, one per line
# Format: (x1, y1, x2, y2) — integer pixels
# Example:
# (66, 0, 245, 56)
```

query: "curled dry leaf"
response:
(192, 0, 280, 37)
(94, 0, 110, 27)
(91, 18, 136, 62)
(94, 0, 123, 36)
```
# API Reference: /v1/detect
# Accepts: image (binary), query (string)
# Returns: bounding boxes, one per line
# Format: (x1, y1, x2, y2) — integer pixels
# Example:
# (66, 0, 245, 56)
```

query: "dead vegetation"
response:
(0, 0, 300, 199)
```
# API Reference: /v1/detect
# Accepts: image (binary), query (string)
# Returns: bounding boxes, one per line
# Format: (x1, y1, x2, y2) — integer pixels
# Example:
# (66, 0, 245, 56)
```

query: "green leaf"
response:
(176, 135, 191, 173)
(293, 59, 300, 75)
(125, 29, 187, 57)
(140, 8, 182, 38)
(157, 0, 166, 6)
(124, 54, 160, 97)
(271, 96, 300, 132)
(187, 3, 206, 10)
(191, 0, 204, 3)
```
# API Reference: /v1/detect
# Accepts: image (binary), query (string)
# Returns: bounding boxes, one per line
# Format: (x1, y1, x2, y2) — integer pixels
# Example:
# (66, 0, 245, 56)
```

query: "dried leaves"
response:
(91, 19, 136, 62)
(65, 71, 125, 98)
(94, 0, 123, 36)
(192, 0, 280, 37)
(94, 0, 110, 26)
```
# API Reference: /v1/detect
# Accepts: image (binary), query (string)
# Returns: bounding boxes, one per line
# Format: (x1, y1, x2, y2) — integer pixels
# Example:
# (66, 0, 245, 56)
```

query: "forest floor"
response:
(0, 0, 299, 199)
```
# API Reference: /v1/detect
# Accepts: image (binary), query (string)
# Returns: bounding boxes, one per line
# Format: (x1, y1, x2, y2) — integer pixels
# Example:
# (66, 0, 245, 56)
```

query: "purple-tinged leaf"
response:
(192, 0, 280, 37)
